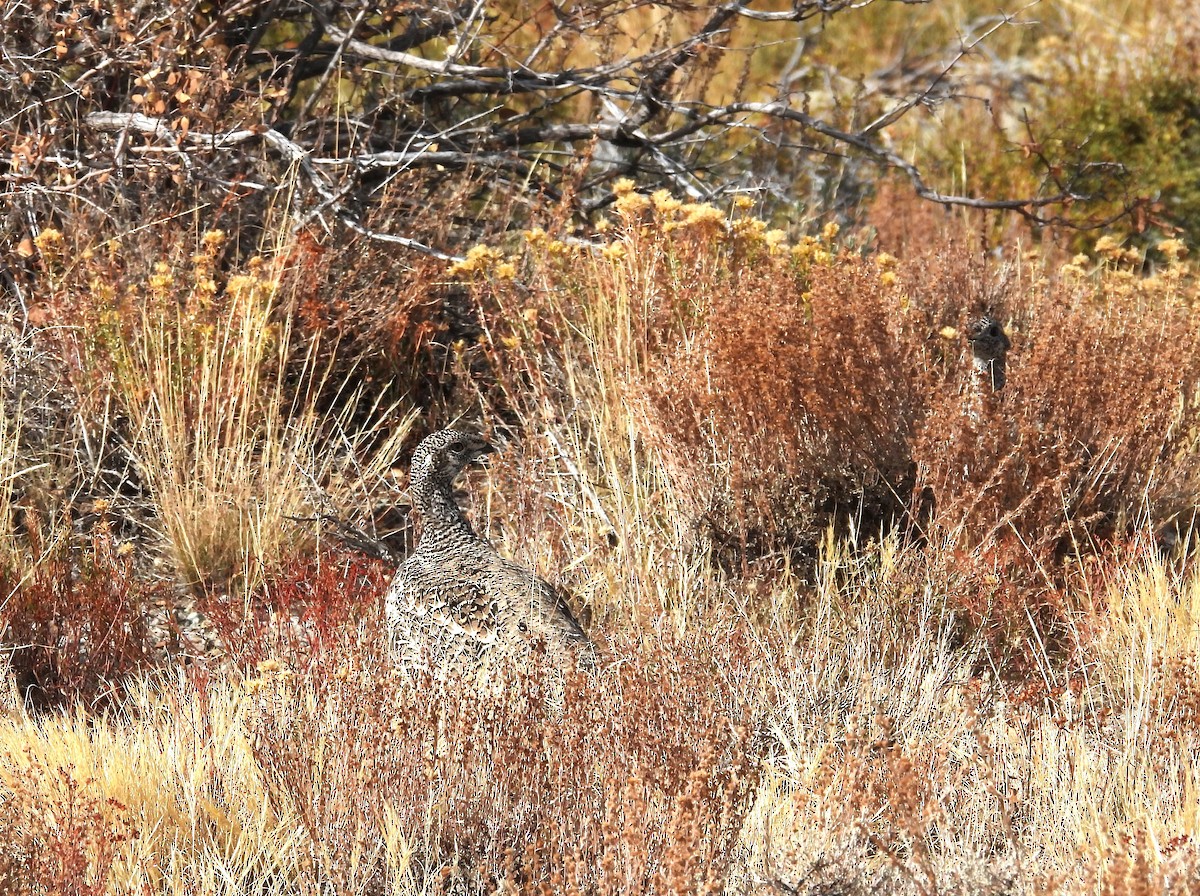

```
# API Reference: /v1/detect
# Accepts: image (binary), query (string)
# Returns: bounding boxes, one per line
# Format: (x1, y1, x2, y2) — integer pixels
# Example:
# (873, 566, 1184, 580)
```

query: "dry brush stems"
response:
(2, 0, 1134, 270)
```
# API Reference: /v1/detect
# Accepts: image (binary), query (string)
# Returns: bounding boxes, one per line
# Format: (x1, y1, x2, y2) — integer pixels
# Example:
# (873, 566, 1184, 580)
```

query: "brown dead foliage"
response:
(463, 204, 1200, 661)
(913, 254, 1200, 559)
(0, 755, 137, 895)
(622, 221, 1200, 579)
(0, 520, 165, 712)
(648, 249, 931, 565)
(201, 547, 393, 672)
(248, 622, 763, 895)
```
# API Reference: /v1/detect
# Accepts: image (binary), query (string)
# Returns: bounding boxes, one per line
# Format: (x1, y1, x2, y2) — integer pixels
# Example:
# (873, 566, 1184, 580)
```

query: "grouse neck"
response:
(418, 482, 479, 541)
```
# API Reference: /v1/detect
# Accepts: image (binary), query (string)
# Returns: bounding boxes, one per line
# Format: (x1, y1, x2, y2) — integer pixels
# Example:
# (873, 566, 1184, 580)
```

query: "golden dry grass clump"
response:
(11, 225, 417, 592)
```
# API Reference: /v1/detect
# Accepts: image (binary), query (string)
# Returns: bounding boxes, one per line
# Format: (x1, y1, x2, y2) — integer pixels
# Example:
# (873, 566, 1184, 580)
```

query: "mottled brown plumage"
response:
(967, 316, 1011, 392)
(384, 429, 587, 674)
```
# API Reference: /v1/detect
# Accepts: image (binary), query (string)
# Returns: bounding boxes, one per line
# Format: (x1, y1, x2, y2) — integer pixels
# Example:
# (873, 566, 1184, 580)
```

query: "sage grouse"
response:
(967, 316, 1011, 392)
(384, 429, 587, 674)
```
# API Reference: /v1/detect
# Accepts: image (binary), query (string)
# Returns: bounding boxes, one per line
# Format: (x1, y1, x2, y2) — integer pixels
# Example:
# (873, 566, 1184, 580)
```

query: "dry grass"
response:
(110, 247, 314, 587)
(3, 535, 1200, 893)
(4, 2, 1200, 891)
(21, 226, 417, 592)
(6, 203, 1200, 892)
(490, 195, 1200, 586)
(0, 619, 763, 895)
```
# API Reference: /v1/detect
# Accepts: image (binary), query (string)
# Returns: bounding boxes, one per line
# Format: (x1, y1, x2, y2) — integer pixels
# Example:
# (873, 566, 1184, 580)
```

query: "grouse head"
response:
(966, 316, 1011, 362)
(410, 429, 494, 494)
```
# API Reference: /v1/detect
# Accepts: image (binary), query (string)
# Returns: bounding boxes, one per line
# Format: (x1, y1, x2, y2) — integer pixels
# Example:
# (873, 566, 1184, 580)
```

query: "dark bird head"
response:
(410, 429, 494, 490)
(967, 316, 1011, 391)
(967, 316, 1011, 362)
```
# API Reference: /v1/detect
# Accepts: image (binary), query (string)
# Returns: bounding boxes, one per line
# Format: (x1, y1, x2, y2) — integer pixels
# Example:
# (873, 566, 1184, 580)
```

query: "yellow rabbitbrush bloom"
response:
(792, 235, 819, 261)
(148, 261, 175, 297)
(32, 227, 63, 256)
(225, 271, 274, 302)
(612, 177, 636, 196)
(731, 217, 766, 240)
(614, 190, 652, 219)
(524, 228, 573, 256)
(651, 189, 682, 215)
(88, 275, 116, 303)
(1094, 235, 1123, 261)
(1159, 238, 1188, 263)
(792, 234, 832, 265)
(601, 242, 627, 261)
(190, 238, 222, 310)
(679, 202, 725, 230)
(191, 275, 218, 310)
(447, 244, 505, 278)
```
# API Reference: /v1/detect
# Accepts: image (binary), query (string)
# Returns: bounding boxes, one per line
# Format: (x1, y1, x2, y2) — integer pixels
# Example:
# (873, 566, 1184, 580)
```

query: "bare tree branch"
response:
(2, 0, 1141, 265)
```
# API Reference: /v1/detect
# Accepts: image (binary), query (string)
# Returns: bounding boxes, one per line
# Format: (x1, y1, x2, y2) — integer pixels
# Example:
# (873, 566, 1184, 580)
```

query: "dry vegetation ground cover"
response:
(6, 1, 1200, 894)
(5, 196, 1200, 895)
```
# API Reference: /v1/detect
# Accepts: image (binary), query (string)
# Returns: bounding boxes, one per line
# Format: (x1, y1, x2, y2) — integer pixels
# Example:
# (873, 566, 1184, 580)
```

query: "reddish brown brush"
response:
(469, 204, 1200, 665)
(0, 519, 164, 712)
(0, 756, 137, 895)
(200, 548, 392, 671)
(654, 252, 933, 564)
(618, 219, 1200, 569)
(248, 623, 763, 895)
(280, 225, 452, 410)
(914, 256, 1200, 560)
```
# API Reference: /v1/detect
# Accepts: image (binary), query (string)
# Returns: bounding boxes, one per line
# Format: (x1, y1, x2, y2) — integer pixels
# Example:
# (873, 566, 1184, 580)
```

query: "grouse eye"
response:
(448, 439, 465, 453)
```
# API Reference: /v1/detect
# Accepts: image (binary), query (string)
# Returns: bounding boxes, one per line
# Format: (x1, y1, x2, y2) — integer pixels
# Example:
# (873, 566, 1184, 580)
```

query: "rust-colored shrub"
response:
(278, 193, 482, 417)
(573, 212, 1200, 588)
(0, 521, 164, 711)
(914, 254, 1200, 559)
(465, 202, 1200, 668)
(0, 756, 137, 895)
(201, 548, 392, 671)
(647, 249, 935, 565)
(248, 623, 762, 895)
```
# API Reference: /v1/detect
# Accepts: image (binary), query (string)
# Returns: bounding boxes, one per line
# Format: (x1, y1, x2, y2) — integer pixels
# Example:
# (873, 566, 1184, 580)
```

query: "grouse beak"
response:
(473, 442, 497, 465)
